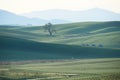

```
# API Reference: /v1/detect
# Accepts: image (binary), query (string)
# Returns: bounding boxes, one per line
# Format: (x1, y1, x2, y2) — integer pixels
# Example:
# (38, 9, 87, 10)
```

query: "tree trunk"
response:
(49, 31, 52, 36)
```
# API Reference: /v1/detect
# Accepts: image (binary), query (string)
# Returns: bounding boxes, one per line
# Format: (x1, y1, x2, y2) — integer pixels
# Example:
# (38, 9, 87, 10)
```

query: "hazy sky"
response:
(0, 0, 120, 14)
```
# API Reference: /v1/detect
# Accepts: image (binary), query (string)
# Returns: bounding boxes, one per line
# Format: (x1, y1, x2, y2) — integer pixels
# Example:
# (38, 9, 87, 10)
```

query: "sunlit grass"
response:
(0, 58, 120, 80)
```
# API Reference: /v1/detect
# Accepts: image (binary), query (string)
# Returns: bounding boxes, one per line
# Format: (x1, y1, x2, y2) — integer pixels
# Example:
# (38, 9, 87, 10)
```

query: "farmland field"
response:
(0, 58, 120, 80)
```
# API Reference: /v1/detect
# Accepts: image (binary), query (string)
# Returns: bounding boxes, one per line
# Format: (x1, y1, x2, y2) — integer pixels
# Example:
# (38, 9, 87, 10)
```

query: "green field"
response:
(0, 58, 120, 80)
(0, 21, 120, 79)
(0, 35, 120, 61)
(0, 21, 120, 48)
(0, 21, 120, 61)
(17, 21, 120, 48)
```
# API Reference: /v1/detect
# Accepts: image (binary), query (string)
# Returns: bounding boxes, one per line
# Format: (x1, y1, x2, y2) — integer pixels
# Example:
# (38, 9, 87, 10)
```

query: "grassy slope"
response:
(15, 58, 120, 74)
(0, 22, 120, 80)
(0, 35, 120, 61)
(0, 58, 120, 80)
(1, 22, 120, 46)
(16, 21, 120, 48)
(0, 21, 120, 61)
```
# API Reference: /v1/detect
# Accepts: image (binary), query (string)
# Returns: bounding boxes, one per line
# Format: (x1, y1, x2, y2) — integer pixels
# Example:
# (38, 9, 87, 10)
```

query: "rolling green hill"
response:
(0, 35, 120, 61)
(7, 21, 120, 48)
(0, 21, 120, 61)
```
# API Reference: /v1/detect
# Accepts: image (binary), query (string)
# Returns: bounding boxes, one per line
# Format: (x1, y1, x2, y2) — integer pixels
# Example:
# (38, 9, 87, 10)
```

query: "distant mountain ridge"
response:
(23, 8, 120, 22)
(0, 8, 120, 25)
(0, 9, 70, 25)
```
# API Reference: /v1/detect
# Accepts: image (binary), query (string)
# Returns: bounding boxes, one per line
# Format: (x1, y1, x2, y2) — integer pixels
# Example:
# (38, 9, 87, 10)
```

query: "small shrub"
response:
(91, 44, 96, 47)
(98, 44, 103, 47)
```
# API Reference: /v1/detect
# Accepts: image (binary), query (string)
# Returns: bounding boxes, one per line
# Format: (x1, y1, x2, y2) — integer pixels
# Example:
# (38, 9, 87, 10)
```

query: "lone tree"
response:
(43, 23, 56, 36)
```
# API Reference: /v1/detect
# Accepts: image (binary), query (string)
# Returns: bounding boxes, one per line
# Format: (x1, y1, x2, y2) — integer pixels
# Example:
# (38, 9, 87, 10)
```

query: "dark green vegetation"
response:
(44, 23, 56, 36)
(0, 58, 120, 80)
(0, 35, 120, 61)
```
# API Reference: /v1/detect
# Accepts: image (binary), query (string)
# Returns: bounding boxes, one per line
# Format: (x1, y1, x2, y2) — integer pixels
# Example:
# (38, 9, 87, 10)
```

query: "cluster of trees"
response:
(81, 44, 103, 47)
